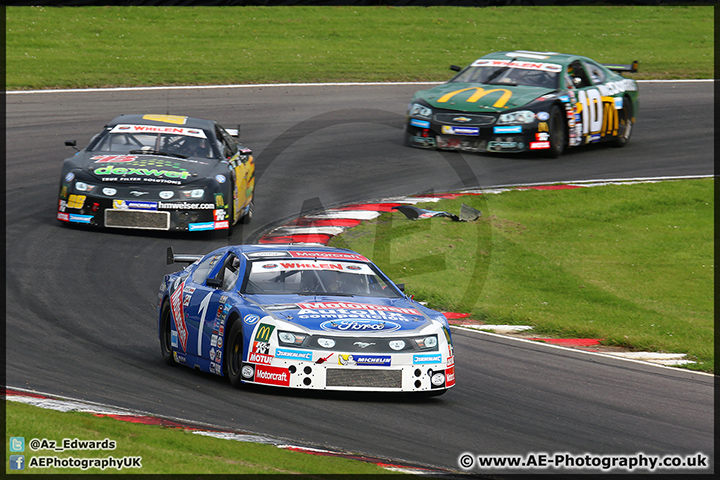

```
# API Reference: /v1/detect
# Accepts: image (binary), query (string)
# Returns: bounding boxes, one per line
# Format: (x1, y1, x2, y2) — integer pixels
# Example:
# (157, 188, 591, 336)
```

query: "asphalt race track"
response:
(6, 82, 714, 474)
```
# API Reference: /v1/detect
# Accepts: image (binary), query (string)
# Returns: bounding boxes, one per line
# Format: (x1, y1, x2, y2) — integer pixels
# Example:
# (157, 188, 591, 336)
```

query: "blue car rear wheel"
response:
(159, 300, 176, 366)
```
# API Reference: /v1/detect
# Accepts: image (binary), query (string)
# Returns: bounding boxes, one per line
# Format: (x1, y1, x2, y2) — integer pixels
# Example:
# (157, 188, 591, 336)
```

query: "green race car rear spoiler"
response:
(603, 61, 638, 73)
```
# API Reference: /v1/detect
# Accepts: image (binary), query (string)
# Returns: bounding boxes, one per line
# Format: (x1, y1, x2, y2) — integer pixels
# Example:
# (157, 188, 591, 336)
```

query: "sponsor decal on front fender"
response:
(275, 348, 313, 361)
(446, 366, 456, 387)
(254, 365, 290, 386)
(170, 280, 188, 352)
(248, 352, 274, 365)
(529, 141, 551, 150)
(413, 353, 443, 364)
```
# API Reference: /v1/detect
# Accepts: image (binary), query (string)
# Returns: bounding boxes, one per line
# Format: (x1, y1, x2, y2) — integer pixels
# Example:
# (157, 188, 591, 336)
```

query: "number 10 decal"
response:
(576, 88, 620, 138)
(577, 89, 602, 135)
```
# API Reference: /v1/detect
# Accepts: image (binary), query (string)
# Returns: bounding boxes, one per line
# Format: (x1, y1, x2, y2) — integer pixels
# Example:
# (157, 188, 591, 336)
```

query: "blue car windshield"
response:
(242, 259, 403, 298)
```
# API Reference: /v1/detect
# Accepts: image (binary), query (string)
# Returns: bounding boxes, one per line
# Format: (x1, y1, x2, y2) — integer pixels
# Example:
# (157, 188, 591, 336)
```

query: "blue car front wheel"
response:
(225, 318, 245, 388)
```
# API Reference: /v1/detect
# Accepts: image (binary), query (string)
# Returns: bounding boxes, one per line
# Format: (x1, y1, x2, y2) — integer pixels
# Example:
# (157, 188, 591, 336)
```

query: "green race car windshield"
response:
(452, 63, 560, 89)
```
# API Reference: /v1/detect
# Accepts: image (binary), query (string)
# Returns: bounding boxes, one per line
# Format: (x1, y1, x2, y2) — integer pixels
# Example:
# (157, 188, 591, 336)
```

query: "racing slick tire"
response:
(402, 130, 413, 147)
(224, 316, 245, 388)
(159, 300, 176, 366)
(611, 96, 634, 148)
(545, 105, 567, 158)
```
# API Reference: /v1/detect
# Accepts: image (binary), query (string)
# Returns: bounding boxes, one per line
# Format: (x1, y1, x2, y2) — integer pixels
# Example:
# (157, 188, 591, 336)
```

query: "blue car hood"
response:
(247, 295, 435, 334)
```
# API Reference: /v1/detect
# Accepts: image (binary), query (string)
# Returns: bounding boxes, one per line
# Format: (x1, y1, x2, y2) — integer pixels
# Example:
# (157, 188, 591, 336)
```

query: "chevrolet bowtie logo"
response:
(453, 116, 472, 123)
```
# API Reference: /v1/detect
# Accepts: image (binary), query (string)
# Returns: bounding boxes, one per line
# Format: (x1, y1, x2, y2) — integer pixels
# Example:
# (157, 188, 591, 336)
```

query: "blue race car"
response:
(158, 244, 455, 395)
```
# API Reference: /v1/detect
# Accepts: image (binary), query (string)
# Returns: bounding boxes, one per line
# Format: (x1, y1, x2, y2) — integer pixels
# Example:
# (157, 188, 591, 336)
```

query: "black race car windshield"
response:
(451, 64, 560, 89)
(242, 259, 403, 298)
(90, 124, 220, 159)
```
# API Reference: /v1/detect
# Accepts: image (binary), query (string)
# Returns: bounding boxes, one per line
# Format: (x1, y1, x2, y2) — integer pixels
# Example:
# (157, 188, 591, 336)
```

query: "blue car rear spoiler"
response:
(167, 246, 203, 265)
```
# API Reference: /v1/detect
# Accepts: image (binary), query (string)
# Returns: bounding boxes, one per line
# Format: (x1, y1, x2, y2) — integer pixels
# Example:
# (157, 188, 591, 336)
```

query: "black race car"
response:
(57, 114, 255, 232)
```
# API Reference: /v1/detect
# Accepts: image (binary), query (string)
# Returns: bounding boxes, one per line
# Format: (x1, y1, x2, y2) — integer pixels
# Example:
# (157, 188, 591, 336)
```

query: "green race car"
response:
(404, 50, 639, 157)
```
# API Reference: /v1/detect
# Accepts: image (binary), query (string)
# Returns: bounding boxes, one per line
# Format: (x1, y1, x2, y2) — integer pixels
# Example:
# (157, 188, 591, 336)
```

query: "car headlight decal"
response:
(414, 334, 438, 350)
(182, 189, 205, 199)
(278, 331, 307, 346)
(75, 181, 95, 193)
(497, 110, 536, 125)
(409, 103, 432, 119)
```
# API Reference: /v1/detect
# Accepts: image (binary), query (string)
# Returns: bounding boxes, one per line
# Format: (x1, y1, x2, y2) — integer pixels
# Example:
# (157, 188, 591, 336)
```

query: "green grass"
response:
(330, 179, 714, 373)
(5, 5, 714, 90)
(5, 401, 398, 475)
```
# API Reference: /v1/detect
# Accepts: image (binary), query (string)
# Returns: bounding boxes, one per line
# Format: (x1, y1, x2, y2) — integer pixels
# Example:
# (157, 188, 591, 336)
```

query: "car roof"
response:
(106, 114, 217, 130)
(228, 244, 370, 260)
(479, 50, 588, 67)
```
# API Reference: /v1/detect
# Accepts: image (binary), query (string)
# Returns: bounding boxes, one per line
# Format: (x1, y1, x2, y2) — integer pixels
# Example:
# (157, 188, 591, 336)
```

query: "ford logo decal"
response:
(320, 319, 401, 332)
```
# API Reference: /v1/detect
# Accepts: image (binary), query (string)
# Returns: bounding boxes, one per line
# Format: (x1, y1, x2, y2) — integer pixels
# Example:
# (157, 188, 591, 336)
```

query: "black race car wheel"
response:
(402, 130, 413, 147)
(224, 317, 245, 388)
(611, 96, 634, 148)
(545, 105, 567, 158)
(227, 182, 236, 237)
(159, 300, 176, 366)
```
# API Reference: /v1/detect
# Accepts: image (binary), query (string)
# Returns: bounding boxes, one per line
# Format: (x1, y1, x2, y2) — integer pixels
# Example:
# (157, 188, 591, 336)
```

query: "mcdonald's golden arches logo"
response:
(437, 87, 513, 108)
(254, 324, 275, 343)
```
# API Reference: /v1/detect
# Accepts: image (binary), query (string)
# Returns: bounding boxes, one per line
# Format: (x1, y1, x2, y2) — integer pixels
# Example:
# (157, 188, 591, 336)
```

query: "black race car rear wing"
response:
(167, 246, 203, 265)
(603, 60, 638, 73)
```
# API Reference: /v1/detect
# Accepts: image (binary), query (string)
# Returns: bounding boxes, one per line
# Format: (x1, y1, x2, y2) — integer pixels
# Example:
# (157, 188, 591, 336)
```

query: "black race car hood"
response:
(77, 152, 222, 186)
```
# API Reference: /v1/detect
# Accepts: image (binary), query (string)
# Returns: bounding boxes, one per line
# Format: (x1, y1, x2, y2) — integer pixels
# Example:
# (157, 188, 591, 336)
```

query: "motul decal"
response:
(248, 352, 274, 365)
